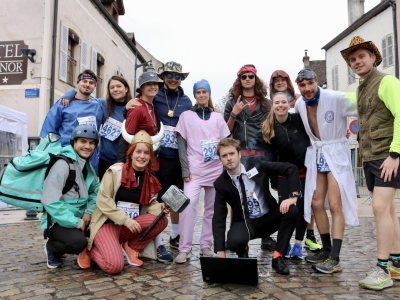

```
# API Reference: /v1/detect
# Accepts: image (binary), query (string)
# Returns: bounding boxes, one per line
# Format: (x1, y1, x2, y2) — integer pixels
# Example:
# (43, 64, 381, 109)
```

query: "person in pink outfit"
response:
(174, 79, 230, 263)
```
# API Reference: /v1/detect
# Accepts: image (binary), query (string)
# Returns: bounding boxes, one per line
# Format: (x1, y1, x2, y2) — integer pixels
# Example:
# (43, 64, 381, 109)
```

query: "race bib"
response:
(317, 152, 331, 172)
(201, 138, 220, 162)
(246, 191, 261, 217)
(77, 116, 97, 129)
(116, 201, 139, 219)
(161, 125, 178, 149)
(100, 117, 122, 141)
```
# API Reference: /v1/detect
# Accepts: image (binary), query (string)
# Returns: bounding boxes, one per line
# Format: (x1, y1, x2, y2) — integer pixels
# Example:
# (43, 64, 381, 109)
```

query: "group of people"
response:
(37, 35, 400, 291)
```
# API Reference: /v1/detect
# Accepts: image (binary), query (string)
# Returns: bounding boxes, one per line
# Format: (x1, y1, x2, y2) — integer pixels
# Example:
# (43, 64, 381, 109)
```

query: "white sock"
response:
(171, 224, 179, 239)
(155, 234, 162, 248)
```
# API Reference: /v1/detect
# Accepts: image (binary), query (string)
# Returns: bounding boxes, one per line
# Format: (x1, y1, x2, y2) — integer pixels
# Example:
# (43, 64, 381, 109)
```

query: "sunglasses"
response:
(240, 74, 255, 80)
(166, 73, 182, 80)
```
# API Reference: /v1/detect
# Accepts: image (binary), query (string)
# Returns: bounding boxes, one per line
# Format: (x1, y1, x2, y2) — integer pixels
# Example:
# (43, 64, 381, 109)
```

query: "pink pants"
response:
(89, 214, 167, 275)
(179, 175, 215, 252)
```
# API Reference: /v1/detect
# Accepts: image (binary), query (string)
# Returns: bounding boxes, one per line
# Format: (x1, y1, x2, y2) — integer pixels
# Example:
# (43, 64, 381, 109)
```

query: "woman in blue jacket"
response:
(62, 75, 132, 179)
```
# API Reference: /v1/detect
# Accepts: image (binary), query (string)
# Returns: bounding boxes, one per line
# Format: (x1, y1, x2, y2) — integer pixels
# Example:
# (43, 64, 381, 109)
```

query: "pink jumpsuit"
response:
(175, 111, 230, 252)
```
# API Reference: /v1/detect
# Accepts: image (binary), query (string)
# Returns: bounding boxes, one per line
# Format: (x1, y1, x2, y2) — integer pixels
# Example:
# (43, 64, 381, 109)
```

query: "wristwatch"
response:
(389, 152, 400, 159)
(289, 193, 301, 199)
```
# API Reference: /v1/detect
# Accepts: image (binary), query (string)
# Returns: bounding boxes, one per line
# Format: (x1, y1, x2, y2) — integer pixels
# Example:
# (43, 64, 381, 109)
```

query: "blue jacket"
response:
(154, 86, 192, 159)
(40, 97, 104, 174)
(61, 88, 126, 164)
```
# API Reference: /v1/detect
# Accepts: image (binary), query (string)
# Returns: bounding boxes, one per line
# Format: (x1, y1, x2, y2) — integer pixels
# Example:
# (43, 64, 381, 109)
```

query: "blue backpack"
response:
(0, 132, 77, 212)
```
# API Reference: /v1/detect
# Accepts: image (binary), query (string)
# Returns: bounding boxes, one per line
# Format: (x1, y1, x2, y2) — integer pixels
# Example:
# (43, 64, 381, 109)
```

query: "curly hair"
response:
(106, 76, 132, 119)
(228, 75, 270, 113)
(124, 143, 155, 180)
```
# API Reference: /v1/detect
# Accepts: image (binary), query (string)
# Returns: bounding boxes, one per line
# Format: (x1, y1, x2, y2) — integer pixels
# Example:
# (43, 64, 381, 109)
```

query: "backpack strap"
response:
(45, 154, 78, 195)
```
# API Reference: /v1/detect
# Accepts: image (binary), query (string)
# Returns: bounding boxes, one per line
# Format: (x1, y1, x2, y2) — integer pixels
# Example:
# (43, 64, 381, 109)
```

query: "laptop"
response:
(199, 256, 258, 285)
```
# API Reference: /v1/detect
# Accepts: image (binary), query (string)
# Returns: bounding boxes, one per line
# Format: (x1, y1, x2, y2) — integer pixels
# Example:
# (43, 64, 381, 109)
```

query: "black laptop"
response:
(199, 256, 258, 285)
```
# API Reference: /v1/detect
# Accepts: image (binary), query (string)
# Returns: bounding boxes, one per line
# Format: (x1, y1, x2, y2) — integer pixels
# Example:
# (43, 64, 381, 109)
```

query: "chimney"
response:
(303, 49, 310, 67)
(348, 0, 365, 25)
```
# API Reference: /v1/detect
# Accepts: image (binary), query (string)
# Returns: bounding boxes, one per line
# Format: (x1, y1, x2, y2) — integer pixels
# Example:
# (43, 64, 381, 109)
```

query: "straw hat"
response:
(340, 36, 382, 66)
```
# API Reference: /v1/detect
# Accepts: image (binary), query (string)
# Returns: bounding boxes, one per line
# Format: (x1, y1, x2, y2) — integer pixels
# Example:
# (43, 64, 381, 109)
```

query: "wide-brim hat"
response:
(136, 71, 162, 93)
(157, 61, 189, 81)
(340, 36, 382, 66)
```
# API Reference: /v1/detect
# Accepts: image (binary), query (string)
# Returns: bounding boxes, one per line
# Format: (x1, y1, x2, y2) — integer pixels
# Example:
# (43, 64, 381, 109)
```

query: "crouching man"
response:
(212, 138, 299, 274)
(42, 124, 100, 268)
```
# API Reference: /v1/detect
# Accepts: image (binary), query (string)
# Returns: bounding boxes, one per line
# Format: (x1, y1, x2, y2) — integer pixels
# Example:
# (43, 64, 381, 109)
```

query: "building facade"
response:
(0, 0, 162, 140)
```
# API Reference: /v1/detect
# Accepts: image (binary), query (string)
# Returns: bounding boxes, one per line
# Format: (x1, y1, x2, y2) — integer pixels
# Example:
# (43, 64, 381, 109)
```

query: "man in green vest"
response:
(341, 36, 400, 290)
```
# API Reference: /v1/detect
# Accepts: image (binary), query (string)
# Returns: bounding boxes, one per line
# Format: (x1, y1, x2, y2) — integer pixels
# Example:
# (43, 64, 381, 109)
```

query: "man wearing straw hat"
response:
(341, 36, 400, 290)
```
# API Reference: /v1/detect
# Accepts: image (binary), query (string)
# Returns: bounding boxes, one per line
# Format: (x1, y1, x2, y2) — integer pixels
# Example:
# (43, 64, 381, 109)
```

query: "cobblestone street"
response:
(0, 197, 399, 300)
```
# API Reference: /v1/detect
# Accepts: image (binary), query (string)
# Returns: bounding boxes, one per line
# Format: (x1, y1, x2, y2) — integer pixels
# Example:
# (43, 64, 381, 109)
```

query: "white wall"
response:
(325, 7, 394, 93)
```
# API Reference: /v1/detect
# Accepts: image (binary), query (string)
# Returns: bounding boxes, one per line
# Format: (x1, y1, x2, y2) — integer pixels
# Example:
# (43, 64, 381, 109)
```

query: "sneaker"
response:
(272, 256, 290, 275)
(313, 256, 341, 274)
(359, 266, 393, 290)
(157, 245, 173, 264)
(305, 250, 329, 263)
(389, 257, 400, 280)
(284, 244, 292, 259)
(261, 237, 276, 251)
(291, 243, 303, 260)
(304, 237, 322, 251)
(175, 251, 191, 264)
(200, 247, 214, 257)
(121, 242, 143, 267)
(169, 235, 180, 249)
(44, 243, 63, 269)
(77, 247, 91, 269)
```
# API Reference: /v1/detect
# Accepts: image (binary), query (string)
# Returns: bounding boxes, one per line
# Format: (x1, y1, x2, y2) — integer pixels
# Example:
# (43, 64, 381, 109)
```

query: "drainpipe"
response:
(390, 0, 399, 78)
(50, 0, 58, 106)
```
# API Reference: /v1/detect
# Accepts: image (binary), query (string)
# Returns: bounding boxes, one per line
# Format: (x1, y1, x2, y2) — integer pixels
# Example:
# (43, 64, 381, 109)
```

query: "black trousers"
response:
(155, 157, 183, 202)
(227, 205, 298, 256)
(47, 224, 87, 255)
(98, 158, 114, 181)
(278, 177, 307, 241)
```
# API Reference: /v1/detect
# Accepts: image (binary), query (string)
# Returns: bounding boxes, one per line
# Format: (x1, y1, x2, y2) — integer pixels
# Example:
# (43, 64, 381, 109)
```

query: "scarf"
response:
(121, 163, 162, 205)
(303, 87, 320, 107)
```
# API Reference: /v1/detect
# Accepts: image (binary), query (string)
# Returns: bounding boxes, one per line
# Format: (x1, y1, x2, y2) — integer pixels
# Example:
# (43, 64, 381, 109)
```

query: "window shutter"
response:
(332, 66, 338, 91)
(59, 20, 69, 82)
(388, 35, 393, 66)
(80, 39, 88, 72)
(382, 38, 387, 68)
(91, 47, 98, 98)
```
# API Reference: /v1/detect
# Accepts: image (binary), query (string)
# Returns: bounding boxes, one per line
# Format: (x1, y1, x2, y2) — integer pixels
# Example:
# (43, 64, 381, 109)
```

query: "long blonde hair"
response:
(262, 92, 288, 143)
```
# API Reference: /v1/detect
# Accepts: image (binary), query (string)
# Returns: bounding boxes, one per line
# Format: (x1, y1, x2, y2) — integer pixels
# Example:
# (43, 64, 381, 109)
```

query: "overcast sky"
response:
(119, 0, 380, 105)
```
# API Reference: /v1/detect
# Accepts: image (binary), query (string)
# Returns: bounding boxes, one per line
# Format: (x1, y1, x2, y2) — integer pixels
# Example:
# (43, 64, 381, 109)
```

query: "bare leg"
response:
(389, 197, 400, 254)
(307, 215, 316, 230)
(311, 172, 329, 234)
(170, 211, 179, 225)
(372, 187, 397, 259)
(327, 172, 344, 240)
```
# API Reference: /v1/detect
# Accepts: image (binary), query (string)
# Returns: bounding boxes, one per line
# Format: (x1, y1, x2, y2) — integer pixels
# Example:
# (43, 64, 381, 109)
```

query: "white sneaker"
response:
(200, 247, 214, 257)
(175, 252, 191, 264)
(359, 266, 393, 290)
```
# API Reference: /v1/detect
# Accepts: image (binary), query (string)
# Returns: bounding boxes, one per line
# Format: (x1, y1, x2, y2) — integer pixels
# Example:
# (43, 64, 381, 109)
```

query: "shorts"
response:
(363, 158, 400, 192)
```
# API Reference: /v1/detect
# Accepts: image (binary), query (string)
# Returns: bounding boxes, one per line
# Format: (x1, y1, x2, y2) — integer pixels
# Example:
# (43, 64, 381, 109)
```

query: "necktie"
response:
(238, 174, 250, 217)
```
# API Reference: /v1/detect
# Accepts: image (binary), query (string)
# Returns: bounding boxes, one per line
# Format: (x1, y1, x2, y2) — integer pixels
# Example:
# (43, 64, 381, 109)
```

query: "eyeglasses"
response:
(240, 74, 255, 80)
(166, 73, 182, 80)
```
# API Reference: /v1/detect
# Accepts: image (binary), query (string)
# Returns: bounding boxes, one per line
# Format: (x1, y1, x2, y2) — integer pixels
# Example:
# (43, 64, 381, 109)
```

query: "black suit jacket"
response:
(212, 157, 300, 253)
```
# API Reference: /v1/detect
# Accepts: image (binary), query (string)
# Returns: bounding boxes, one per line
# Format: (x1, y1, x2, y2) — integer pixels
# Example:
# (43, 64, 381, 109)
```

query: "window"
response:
(332, 66, 339, 91)
(59, 21, 79, 85)
(67, 38, 77, 86)
(348, 66, 355, 85)
(382, 34, 393, 69)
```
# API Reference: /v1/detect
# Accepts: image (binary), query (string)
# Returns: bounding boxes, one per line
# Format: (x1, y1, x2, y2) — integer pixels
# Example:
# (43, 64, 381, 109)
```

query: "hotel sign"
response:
(0, 40, 28, 85)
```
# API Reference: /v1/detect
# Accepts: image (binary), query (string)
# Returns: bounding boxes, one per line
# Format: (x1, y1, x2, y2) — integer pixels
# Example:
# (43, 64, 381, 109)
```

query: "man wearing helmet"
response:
(41, 124, 100, 269)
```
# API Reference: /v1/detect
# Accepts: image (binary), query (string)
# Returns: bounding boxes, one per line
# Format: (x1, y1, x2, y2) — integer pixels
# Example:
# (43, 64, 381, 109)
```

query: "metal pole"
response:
(134, 49, 138, 95)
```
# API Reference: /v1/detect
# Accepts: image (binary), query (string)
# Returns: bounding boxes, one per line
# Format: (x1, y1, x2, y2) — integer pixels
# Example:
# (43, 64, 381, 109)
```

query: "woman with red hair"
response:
(76, 129, 169, 275)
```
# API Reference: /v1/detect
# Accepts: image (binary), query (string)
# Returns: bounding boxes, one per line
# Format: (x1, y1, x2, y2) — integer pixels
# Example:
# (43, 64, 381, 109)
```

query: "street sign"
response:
(349, 119, 358, 134)
(25, 88, 40, 98)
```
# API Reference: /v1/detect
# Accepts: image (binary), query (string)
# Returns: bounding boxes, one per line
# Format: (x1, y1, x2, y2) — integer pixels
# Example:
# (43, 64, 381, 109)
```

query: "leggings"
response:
(277, 177, 307, 241)
(89, 214, 167, 275)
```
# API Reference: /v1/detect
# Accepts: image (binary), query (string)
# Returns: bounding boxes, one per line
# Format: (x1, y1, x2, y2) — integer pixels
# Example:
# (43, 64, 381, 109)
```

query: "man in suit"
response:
(212, 138, 300, 274)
